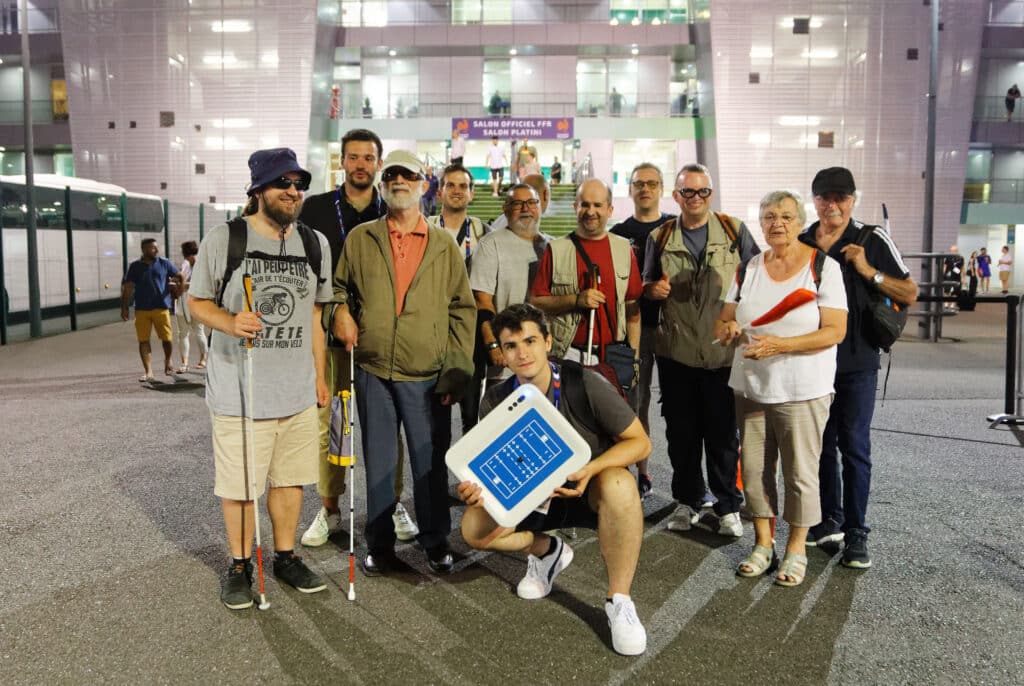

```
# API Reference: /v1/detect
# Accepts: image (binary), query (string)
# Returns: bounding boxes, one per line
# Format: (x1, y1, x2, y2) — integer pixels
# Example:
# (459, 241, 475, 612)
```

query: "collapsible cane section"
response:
(328, 350, 357, 600)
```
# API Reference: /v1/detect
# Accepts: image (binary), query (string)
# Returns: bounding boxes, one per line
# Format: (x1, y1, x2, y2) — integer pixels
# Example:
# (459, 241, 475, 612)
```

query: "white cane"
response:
(585, 265, 600, 366)
(346, 347, 356, 601)
(242, 274, 270, 611)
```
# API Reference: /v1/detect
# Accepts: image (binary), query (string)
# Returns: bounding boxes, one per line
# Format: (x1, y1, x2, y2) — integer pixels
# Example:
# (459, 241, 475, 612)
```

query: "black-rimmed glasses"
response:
(676, 187, 712, 199)
(507, 198, 540, 211)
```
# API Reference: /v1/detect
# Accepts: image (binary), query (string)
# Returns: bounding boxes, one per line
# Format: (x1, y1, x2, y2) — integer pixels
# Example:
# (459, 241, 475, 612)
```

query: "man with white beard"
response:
(331, 150, 476, 576)
(471, 183, 554, 392)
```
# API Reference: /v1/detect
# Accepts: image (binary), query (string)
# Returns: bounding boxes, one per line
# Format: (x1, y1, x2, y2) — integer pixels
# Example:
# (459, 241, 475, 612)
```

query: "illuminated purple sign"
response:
(453, 117, 574, 140)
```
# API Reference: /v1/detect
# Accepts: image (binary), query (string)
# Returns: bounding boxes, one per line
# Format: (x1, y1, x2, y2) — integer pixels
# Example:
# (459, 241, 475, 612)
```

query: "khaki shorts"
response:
(213, 405, 319, 500)
(135, 308, 173, 342)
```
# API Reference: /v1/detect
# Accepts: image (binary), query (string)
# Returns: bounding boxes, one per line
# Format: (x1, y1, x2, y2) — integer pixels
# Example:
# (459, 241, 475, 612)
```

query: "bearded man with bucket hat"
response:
(189, 147, 334, 609)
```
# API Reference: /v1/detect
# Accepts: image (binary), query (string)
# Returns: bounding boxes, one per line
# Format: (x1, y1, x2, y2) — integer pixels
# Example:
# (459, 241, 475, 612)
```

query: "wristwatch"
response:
(872, 271, 884, 286)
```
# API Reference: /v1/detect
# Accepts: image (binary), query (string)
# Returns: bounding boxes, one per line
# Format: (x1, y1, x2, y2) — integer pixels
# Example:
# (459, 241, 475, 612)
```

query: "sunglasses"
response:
(382, 168, 423, 183)
(269, 176, 310, 192)
(631, 180, 661, 190)
(676, 187, 712, 199)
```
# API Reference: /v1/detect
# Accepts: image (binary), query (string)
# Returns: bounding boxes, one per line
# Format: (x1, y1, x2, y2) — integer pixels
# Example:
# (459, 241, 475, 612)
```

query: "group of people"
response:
(486, 135, 562, 197)
(119, 125, 920, 657)
(967, 245, 1013, 294)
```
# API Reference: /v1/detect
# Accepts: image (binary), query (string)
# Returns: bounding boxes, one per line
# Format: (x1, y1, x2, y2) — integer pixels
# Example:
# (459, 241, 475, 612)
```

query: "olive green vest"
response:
(547, 232, 632, 358)
(654, 213, 745, 369)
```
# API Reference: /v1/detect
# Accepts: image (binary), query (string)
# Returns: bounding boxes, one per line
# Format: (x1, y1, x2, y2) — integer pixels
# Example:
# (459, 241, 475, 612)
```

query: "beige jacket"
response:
(546, 233, 633, 358)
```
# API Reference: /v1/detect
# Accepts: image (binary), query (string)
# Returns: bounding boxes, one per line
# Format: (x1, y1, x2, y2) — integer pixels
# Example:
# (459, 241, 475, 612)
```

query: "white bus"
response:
(1, 174, 164, 318)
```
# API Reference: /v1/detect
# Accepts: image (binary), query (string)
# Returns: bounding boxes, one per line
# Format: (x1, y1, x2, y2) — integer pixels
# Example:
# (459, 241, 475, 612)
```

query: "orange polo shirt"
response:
(388, 215, 429, 315)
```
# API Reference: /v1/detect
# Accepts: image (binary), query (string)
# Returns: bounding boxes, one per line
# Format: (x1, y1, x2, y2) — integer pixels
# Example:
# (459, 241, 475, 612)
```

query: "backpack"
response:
(654, 211, 739, 259)
(491, 359, 624, 439)
(733, 249, 827, 303)
(853, 224, 909, 352)
(214, 217, 325, 308)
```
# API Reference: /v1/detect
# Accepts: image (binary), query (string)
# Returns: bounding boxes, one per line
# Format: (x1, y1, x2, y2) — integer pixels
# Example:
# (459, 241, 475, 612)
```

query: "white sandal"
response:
(737, 544, 777, 578)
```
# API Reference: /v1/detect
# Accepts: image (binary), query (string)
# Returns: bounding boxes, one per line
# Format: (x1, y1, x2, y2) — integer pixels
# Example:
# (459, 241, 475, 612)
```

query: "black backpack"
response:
(488, 359, 616, 439)
(852, 224, 908, 352)
(214, 217, 325, 308)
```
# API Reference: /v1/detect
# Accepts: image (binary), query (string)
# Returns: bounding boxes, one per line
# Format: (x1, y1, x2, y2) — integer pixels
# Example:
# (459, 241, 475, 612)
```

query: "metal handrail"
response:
(972, 95, 1024, 122)
(902, 251, 960, 341)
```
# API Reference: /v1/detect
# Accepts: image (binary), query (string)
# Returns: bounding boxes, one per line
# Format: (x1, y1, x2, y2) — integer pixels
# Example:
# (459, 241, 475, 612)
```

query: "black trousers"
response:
(656, 356, 742, 515)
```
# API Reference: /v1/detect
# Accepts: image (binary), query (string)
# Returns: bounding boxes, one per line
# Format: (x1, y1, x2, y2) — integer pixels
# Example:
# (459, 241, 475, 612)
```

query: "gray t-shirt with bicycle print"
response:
(189, 219, 332, 419)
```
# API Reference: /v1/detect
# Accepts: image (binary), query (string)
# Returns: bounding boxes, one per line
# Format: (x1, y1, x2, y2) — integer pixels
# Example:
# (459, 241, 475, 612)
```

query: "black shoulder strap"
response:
(217, 217, 248, 308)
(568, 233, 614, 353)
(811, 249, 826, 290)
(217, 218, 323, 308)
(559, 360, 599, 436)
(854, 223, 876, 247)
(295, 220, 325, 286)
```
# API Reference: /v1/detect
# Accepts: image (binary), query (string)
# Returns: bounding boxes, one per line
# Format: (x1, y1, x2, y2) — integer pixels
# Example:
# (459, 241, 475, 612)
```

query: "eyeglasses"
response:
(760, 213, 799, 225)
(382, 168, 423, 183)
(631, 180, 661, 190)
(675, 187, 712, 199)
(269, 176, 310, 192)
(507, 198, 540, 211)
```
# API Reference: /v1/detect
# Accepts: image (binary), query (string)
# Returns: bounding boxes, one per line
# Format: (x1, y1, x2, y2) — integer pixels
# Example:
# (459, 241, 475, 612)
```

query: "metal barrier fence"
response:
(902, 252, 959, 342)
(1, 190, 239, 345)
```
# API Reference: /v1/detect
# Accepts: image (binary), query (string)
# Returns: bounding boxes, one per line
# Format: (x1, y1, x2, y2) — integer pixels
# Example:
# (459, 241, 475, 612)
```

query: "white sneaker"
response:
(517, 537, 573, 600)
(717, 512, 744, 537)
(606, 594, 647, 655)
(695, 510, 744, 537)
(392, 503, 419, 541)
(300, 506, 341, 547)
(666, 504, 699, 531)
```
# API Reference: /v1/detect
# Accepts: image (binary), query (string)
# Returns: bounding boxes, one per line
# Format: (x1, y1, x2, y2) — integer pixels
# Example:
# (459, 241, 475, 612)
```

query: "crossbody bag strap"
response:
(568, 233, 615, 358)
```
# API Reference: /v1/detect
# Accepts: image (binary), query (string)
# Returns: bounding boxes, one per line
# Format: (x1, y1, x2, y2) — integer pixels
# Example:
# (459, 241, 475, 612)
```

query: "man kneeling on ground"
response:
(456, 303, 651, 656)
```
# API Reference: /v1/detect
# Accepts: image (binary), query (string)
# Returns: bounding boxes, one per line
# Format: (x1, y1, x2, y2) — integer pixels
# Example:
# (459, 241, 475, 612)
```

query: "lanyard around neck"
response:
(334, 188, 382, 240)
(512, 362, 560, 409)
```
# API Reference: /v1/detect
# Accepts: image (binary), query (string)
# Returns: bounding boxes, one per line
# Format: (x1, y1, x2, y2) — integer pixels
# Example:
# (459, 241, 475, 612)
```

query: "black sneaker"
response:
(220, 561, 254, 610)
(274, 554, 327, 593)
(637, 474, 653, 500)
(841, 529, 872, 569)
(807, 518, 845, 547)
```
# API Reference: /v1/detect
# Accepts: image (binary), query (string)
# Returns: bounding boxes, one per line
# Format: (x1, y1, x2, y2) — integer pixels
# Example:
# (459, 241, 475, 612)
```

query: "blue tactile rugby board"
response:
(446, 383, 590, 528)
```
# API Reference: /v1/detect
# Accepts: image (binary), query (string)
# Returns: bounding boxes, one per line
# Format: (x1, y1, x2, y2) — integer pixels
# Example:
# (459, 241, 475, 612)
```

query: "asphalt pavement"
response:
(0, 304, 1021, 685)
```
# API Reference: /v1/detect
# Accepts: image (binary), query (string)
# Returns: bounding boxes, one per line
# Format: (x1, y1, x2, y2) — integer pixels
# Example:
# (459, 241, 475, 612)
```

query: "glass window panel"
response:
(483, 59, 510, 113)
(483, 0, 512, 24)
(452, 0, 481, 25)
(577, 58, 607, 115)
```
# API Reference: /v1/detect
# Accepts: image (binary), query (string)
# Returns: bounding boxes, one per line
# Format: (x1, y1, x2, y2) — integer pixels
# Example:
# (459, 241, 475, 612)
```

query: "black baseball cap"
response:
(811, 167, 856, 197)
